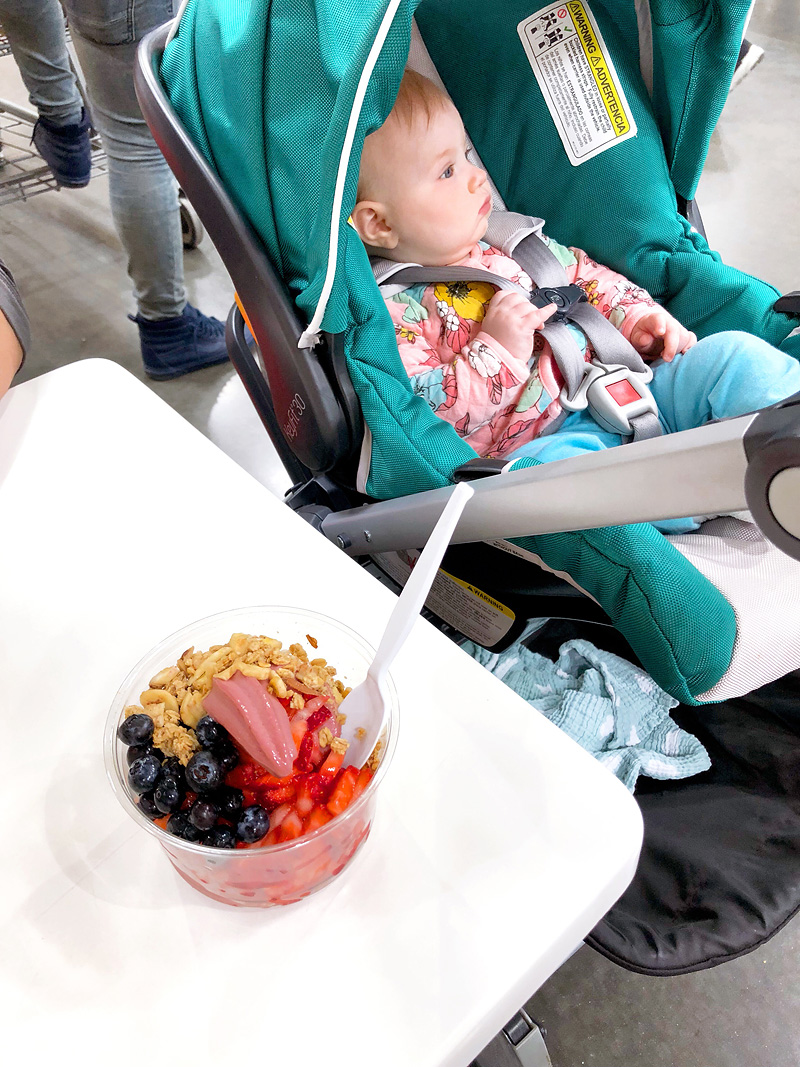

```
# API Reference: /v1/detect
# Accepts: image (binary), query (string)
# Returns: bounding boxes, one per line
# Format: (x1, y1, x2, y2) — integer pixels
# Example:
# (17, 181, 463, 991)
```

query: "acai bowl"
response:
(104, 606, 398, 907)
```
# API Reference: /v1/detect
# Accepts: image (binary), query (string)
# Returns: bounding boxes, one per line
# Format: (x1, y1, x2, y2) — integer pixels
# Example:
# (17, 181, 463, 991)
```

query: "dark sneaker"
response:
(32, 108, 92, 188)
(130, 303, 230, 381)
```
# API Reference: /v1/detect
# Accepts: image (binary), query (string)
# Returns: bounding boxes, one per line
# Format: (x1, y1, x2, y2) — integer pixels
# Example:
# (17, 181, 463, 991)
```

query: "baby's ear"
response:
(350, 201, 398, 250)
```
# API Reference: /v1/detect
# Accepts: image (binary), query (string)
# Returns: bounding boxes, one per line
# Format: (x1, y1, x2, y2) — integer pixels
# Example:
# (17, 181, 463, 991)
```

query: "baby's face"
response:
(363, 100, 492, 265)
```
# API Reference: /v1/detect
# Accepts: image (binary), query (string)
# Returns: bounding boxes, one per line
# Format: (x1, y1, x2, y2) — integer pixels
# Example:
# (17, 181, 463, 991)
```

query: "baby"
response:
(351, 69, 800, 497)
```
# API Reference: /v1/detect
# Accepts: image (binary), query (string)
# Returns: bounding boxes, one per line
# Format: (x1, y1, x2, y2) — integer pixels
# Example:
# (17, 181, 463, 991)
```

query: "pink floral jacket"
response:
(384, 236, 656, 458)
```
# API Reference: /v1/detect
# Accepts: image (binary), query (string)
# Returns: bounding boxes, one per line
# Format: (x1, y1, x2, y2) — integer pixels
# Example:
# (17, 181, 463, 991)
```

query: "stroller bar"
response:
(320, 414, 759, 555)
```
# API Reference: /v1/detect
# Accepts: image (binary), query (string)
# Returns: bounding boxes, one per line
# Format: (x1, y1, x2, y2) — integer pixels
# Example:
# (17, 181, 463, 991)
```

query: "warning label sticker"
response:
(372, 550, 516, 647)
(518, 1, 637, 166)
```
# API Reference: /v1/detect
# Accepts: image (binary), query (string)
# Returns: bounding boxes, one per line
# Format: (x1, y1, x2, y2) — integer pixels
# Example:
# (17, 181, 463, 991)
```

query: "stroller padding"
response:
(586, 666, 800, 974)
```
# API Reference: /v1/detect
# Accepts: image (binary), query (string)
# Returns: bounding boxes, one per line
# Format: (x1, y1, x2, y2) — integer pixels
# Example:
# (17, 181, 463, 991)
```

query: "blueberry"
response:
(236, 804, 270, 844)
(185, 750, 223, 792)
(117, 713, 154, 747)
(127, 743, 165, 766)
(138, 791, 160, 820)
(160, 756, 185, 780)
(128, 753, 162, 795)
(127, 743, 149, 766)
(213, 739, 239, 775)
(154, 775, 184, 814)
(166, 812, 189, 837)
(189, 799, 219, 831)
(212, 785, 244, 822)
(166, 812, 202, 842)
(201, 825, 237, 849)
(183, 821, 203, 842)
(195, 716, 227, 748)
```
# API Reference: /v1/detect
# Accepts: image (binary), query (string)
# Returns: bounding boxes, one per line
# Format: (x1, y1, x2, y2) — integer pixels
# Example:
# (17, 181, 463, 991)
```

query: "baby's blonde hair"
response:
(357, 68, 452, 201)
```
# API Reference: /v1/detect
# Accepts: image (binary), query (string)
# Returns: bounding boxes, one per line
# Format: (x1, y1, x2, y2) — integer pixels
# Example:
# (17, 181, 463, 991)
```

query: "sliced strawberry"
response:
(294, 728, 317, 773)
(305, 705, 333, 733)
(259, 781, 296, 811)
(327, 765, 359, 815)
(263, 826, 282, 847)
(307, 772, 330, 801)
(293, 695, 327, 722)
(294, 775, 317, 816)
(304, 805, 332, 833)
(268, 802, 294, 829)
(254, 771, 290, 789)
(154, 815, 170, 830)
(278, 810, 304, 842)
(352, 765, 373, 801)
(226, 761, 265, 790)
(318, 749, 344, 782)
(290, 717, 307, 751)
(242, 788, 259, 808)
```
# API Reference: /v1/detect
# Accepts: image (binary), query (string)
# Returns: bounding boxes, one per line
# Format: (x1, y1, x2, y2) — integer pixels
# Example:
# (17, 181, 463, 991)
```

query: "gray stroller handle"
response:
(318, 395, 800, 563)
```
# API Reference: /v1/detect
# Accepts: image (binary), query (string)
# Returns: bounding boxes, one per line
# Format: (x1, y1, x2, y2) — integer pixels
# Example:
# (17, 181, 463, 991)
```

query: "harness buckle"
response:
(530, 283, 587, 323)
(559, 359, 657, 436)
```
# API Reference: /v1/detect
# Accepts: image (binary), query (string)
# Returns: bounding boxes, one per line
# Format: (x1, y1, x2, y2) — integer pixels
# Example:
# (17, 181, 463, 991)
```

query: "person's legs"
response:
(507, 410, 624, 464)
(0, 0, 91, 187)
(650, 331, 800, 432)
(60, 0, 227, 378)
(64, 16, 184, 320)
(0, 0, 82, 123)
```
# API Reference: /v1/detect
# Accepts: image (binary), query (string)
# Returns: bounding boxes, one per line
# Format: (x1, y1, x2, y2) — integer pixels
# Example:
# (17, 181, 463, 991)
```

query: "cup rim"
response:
(104, 604, 398, 857)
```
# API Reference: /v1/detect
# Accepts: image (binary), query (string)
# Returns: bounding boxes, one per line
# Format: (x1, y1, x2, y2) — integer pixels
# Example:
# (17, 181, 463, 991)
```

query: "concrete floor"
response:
(2, 4, 799, 1066)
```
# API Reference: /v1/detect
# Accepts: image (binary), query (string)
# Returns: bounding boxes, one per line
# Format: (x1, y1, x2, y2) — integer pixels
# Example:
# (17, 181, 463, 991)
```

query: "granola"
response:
(125, 631, 351, 765)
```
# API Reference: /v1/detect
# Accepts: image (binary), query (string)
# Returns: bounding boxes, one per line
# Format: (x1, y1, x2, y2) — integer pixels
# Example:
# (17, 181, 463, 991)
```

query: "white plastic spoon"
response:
(341, 480, 475, 769)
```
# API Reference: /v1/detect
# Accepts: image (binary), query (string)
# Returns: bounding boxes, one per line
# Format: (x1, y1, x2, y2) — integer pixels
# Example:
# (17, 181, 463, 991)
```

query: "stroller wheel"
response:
(179, 196, 204, 249)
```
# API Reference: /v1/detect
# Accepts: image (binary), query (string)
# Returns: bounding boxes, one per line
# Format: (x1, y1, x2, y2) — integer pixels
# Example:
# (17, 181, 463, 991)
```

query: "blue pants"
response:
(0, 0, 185, 320)
(508, 331, 800, 533)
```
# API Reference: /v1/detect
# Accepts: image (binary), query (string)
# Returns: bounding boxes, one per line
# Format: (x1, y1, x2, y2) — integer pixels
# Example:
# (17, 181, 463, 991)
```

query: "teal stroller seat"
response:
(135, 0, 800, 983)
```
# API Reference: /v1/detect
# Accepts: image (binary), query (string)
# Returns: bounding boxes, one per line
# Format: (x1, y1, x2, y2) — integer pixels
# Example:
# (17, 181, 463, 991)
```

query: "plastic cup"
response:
(104, 606, 398, 907)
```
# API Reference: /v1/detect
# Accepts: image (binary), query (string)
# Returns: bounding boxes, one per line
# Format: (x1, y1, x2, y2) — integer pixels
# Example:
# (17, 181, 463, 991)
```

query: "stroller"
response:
(136, 0, 800, 1031)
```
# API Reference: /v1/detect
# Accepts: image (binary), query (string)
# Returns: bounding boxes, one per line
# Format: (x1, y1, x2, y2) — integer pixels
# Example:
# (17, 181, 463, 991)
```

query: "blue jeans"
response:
(508, 331, 800, 533)
(0, 0, 185, 319)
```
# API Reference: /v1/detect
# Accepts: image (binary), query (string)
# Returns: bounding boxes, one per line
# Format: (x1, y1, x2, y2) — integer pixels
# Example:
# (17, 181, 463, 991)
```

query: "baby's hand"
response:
(629, 309, 697, 362)
(482, 290, 557, 359)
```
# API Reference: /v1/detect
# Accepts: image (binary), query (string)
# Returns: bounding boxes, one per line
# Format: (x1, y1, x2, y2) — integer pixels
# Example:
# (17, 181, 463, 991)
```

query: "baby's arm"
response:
(558, 242, 694, 359)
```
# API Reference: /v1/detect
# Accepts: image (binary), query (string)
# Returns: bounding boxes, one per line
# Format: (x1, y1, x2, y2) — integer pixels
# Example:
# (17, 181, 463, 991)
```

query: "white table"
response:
(0, 360, 642, 1067)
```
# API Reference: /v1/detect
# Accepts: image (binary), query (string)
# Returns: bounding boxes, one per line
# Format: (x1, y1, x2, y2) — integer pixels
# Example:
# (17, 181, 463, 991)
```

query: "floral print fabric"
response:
(385, 237, 656, 458)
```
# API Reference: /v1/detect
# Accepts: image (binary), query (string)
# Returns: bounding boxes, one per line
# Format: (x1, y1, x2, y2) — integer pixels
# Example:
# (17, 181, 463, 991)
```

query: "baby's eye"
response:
(440, 165, 454, 179)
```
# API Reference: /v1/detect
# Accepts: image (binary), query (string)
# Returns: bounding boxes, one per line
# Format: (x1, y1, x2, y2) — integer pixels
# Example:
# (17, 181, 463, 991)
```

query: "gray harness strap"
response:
(505, 230, 662, 441)
(373, 211, 662, 442)
(495, 214, 652, 377)
(382, 262, 592, 402)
